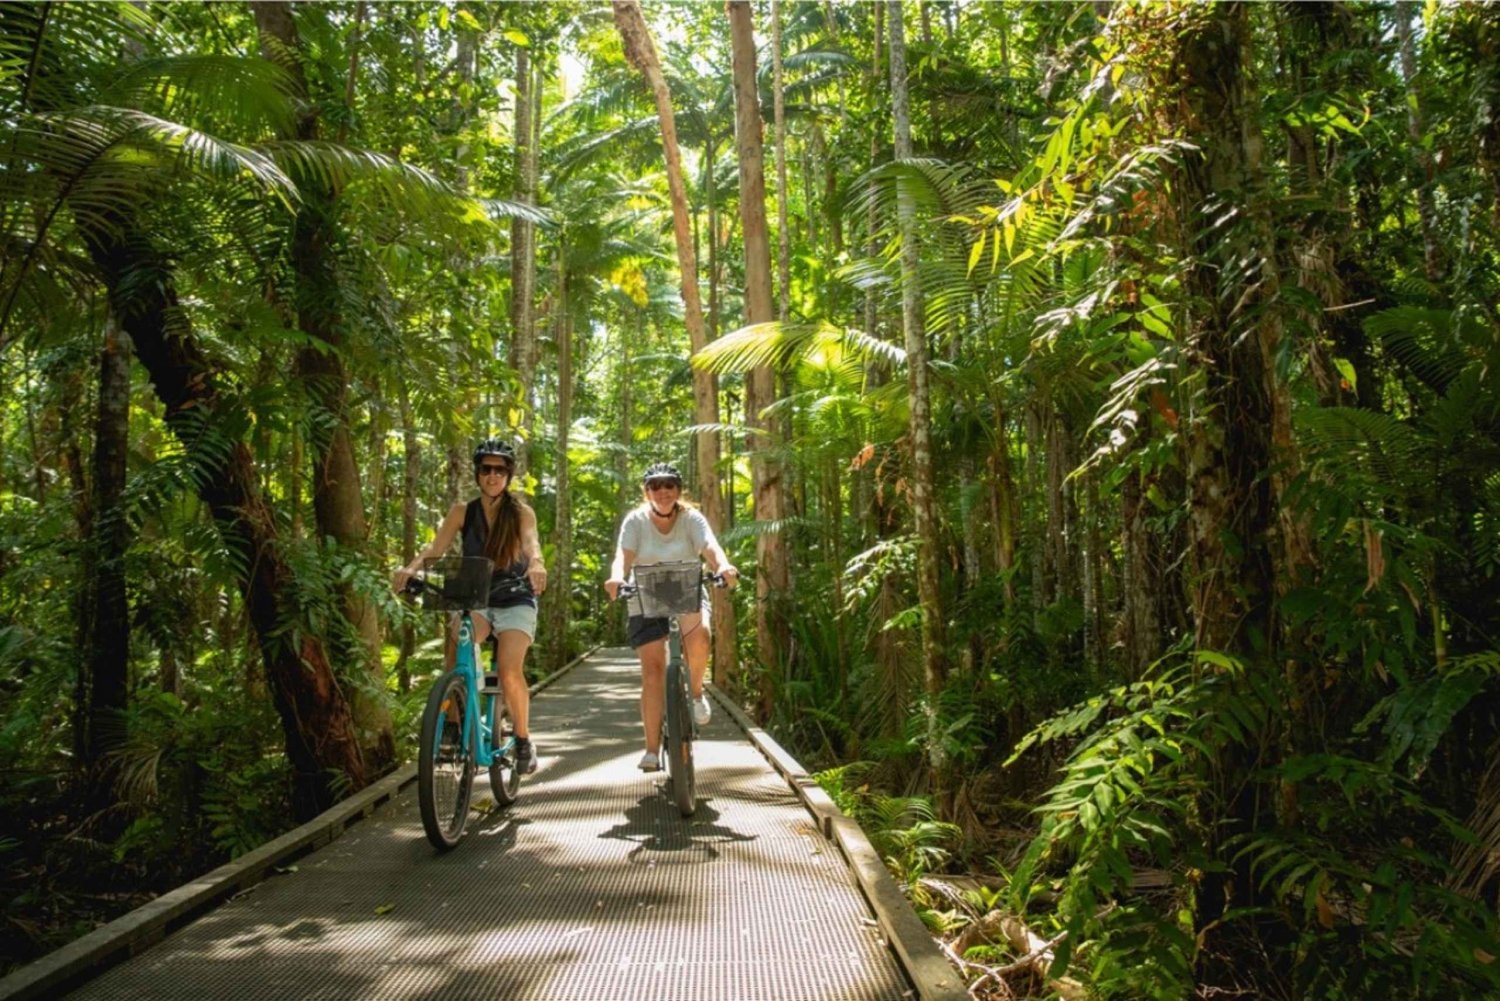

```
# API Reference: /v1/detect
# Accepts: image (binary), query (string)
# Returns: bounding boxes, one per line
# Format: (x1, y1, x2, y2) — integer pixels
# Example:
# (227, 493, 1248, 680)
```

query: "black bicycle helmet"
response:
(472, 438, 517, 472)
(641, 461, 682, 486)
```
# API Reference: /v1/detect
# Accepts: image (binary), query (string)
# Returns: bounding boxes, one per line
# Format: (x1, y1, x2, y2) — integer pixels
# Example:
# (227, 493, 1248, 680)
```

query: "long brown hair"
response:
(482, 490, 530, 567)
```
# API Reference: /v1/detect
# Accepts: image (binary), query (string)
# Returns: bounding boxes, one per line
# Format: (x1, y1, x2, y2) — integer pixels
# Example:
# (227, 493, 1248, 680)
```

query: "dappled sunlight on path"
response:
(65, 650, 910, 1000)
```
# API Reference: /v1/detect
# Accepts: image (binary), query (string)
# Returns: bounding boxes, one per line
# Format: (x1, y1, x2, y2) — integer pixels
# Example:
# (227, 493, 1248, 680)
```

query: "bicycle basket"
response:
(631, 561, 703, 618)
(418, 556, 493, 611)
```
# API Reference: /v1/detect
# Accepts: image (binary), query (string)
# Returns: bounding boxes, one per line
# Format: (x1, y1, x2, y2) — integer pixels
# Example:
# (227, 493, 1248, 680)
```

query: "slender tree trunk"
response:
(394, 371, 419, 693)
(251, 1, 393, 773)
(86, 224, 365, 818)
(546, 262, 573, 671)
(728, 0, 790, 718)
(75, 315, 132, 769)
(989, 396, 1018, 609)
(613, 0, 737, 687)
(1395, 1, 1441, 282)
(889, 0, 948, 791)
(1119, 460, 1161, 679)
(1467, 4, 1500, 226)
(772, 0, 791, 324)
(510, 41, 539, 473)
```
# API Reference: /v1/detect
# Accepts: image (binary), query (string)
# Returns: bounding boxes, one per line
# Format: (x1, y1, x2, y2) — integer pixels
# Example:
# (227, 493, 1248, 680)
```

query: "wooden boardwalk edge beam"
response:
(706, 683, 969, 1001)
(0, 646, 600, 1001)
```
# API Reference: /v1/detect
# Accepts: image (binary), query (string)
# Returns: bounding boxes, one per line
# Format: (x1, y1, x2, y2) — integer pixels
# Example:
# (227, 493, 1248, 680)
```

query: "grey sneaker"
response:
(692, 693, 711, 726)
(637, 750, 660, 772)
(514, 738, 537, 775)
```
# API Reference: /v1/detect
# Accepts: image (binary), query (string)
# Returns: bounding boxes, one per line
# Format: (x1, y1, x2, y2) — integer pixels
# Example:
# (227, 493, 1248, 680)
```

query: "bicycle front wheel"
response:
(418, 671, 475, 849)
(488, 696, 521, 807)
(664, 659, 696, 817)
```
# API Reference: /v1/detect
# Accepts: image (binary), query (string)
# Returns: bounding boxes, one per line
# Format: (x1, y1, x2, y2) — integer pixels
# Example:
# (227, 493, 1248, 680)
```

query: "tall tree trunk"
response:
(510, 40, 540, 473)
(86, 224, 365, 818)
(889, 0, 948, 791)
(1395, 1, 1442, 282)
(1467, 4, 1500, 226)
(728, 0, 790, 718)
(75, 315, 132, 769)
(1179, 5, 1278, 652)
(612, 0, 737, 689)
(772, 0, 791, 324)
(1174, 3, 1286, 940)
(394, 371, 419, 694)
(250, 1, 393, 773)
(546, 261, 573, 671)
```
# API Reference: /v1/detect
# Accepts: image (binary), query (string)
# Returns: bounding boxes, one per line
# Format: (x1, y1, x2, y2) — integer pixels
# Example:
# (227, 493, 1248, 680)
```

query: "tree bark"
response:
(1177, 4, 1280, 656)
(889, 0, 948, 785)
(394, 370, 419, 694)
(510, 41, 540, 473)
(86, 225, 365, 819)
(250, 1, 393, 773)
(772, 0, 791, 324)
(545, 259, 573, 671)
(1395, 1, 1441, 282)
(728, 0, 790, 717)
(75, 315, 132, 768)
(612, 0, 737, 688)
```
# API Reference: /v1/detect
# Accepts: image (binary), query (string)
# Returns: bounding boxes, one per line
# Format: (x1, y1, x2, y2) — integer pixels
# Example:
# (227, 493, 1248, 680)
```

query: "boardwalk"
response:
(63, 650, 914, 1000)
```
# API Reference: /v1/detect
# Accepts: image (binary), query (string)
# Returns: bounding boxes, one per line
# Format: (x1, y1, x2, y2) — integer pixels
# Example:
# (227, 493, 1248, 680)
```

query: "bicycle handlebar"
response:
(614, 571, 728, 601)
(400, 571, 533, 603)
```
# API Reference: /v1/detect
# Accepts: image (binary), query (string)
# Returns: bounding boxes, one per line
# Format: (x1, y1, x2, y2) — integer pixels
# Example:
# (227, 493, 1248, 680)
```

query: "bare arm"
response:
(700, 538, 739, 589)
(605, 546, 637, 601)
(520, 503, 547, 594)
(392, 502, 466, 590)
(698, 517, 739, 589)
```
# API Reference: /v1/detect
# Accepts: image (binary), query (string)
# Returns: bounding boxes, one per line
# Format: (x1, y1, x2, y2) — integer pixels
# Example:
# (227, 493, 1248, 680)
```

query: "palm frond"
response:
(693, 321, 906, 375)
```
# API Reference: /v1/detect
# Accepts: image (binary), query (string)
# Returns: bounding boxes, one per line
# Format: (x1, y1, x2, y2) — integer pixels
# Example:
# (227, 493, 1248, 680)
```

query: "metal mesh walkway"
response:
(65, 649, 913, 1000)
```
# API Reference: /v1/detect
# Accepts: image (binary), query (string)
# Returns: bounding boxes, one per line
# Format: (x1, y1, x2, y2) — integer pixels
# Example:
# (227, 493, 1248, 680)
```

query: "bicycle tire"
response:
(488, 695, 521, 806)
(418, 671, 474, 849)
(665, 659, 696, 817)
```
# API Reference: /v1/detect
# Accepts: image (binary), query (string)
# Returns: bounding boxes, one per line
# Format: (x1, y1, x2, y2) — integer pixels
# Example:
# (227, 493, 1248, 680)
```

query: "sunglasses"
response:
(479, 464, 512, 477)
(645, 479, 679, 490)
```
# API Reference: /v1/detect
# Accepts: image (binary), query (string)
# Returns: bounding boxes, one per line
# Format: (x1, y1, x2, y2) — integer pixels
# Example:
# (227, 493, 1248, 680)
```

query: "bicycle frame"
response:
(445, 610, 511, 770)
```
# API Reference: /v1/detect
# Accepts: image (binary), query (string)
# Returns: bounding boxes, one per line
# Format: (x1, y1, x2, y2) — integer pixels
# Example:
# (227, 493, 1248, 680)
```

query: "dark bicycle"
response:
(618, 561, 727, 818)
(402, 556, 533, 849)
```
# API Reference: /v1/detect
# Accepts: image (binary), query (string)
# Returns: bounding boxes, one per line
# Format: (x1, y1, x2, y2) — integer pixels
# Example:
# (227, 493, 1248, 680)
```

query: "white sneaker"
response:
(692, 693, 711, 726)
(637, 751, 660, 772)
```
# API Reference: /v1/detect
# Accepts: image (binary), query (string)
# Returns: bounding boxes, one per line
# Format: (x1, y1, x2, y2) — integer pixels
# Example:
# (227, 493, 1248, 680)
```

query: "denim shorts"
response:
(479, 604, 537, 641)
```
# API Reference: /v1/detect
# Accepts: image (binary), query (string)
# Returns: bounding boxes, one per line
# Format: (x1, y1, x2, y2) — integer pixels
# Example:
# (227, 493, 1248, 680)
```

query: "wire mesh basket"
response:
(418, 556, 494, 611)
(631, 561, 703, 618)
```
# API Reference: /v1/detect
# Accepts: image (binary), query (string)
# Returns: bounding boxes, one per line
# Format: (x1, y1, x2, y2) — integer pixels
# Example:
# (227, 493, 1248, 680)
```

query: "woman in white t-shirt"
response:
(604, 462, 738, 771)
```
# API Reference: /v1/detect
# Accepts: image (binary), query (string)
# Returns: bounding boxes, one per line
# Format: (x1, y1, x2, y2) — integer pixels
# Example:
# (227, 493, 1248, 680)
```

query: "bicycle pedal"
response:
(480, 673, 501, 692)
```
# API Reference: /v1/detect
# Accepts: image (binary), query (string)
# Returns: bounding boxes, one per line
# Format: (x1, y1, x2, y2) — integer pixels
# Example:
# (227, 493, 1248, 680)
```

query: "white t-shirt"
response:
(618, 505, 713, 618)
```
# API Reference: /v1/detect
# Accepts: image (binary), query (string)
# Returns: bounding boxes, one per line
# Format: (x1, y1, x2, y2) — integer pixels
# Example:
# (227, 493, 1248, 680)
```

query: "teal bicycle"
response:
(403, 555, 529, 849)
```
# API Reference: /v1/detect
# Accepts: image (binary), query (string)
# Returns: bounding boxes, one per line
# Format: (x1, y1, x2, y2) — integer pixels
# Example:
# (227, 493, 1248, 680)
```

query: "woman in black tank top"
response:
(393, 439, 548, 774)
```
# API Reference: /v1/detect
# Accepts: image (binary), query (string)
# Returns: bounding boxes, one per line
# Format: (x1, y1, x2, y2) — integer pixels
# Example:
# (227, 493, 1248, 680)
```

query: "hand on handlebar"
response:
(718, 566, 740, 590)
(392, 566, 417, 594)
(604, 577, 625, 602)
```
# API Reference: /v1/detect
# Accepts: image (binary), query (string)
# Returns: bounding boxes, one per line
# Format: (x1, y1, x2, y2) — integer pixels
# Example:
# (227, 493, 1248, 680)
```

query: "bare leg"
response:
(472, 617, 532, 739)
(637, 639, 666, 753)
(679, 611, 710, 698)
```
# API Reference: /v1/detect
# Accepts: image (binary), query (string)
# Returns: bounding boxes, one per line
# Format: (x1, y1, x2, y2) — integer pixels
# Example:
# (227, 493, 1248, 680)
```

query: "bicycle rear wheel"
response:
(664, 659, 696, 817)
(418, 671, 475, 849)
(488, 695, 521, 806)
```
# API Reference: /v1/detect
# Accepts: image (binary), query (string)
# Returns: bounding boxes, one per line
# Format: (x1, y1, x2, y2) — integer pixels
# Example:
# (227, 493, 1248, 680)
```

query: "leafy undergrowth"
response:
(1, 679, 434, 977)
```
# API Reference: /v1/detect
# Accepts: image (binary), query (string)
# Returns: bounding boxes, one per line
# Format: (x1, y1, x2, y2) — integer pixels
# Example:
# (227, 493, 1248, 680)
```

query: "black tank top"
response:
(460, 497, 536, 609)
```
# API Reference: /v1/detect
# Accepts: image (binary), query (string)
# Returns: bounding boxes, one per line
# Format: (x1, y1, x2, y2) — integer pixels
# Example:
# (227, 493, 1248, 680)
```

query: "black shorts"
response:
(627, 610, 710, 649)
